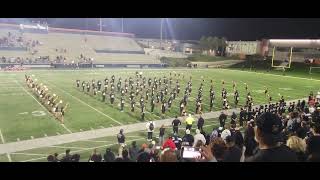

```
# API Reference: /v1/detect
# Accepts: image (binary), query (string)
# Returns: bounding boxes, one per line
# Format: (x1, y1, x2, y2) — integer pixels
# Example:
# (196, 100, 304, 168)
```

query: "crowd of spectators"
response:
(46, 92, 320, 162)
(0, 31, 41, 50)
(1, 56, 50, 64)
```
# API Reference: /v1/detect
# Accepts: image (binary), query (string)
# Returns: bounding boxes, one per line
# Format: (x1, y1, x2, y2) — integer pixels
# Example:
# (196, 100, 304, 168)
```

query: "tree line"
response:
(199, 36, 227, 56)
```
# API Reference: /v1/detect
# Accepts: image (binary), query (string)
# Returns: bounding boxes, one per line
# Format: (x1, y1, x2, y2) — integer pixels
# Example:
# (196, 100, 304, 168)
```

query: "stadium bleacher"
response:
(0, 25, 161, 66)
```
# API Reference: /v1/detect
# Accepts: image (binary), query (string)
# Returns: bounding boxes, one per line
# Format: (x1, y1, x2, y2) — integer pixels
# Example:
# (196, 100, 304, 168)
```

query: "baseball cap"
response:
(256, 112, 283, 140)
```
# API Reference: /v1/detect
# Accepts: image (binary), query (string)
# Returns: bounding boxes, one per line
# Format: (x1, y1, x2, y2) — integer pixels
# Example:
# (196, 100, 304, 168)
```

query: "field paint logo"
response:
(252, 90, 264, 94)
(31, 111, 46, 116)
(279, 87, 293, 90)
(18, 111, 46, 116)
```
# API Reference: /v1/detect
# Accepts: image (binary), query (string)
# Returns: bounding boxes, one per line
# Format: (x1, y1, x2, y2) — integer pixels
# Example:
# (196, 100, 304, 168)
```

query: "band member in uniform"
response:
(141, 106, 145, 121)
(131, 99, 135, 112)
(148, 78, 152, 87)
(120, 88, 125, 96)
(97, 80, 102, 91)
(168, 97, 173, 109)
(93, 87, 97, 96)
(180, 100, 185, 116)
(145, 89, 149, 100)
(264, 86, 268, 97)
(234, 90, 239, 107)
(110, 92, 115, 105)
(140, 96, 144, 107)
(82, 81, 85, 91)
(209, 96, 214, 112)
(161, 100, 167, 115)
(196, 100, 201, 114)
(120, 96, 125, 112)
(92, 80, 96, 90)
(102, 90, 106, 102)
(76, 80, 80, 88)
(150, 96, 155, 113)
(86, 82, 90, 93)
(60, 103, 68, 124)
(268, 95, 272, 104)
(232, 81, 236, 91)
(117, 81, 121, 92)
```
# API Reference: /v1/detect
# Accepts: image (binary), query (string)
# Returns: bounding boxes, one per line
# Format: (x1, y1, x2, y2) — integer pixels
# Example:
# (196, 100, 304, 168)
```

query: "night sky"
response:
(1, 18, 320, 41)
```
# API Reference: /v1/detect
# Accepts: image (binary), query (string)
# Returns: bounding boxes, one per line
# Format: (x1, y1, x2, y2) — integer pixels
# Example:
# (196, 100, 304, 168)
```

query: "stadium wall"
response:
(0, 23, 135, 38)
(0, 63, 163, 69)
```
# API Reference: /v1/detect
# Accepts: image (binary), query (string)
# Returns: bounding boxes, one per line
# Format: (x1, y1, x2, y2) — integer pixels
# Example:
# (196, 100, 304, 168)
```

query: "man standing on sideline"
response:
(159, 124, 165, 146)
(117, 129, 126, 147)
(219, 111, 227, 128)
(172, 116, 181, 134)
(185, 114, 195, 130)
(197, 115, 205, 132)
(146, 121, 155, 141)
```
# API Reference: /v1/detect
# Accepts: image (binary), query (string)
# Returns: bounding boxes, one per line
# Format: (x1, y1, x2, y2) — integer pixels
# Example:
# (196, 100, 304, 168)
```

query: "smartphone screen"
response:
(182, 147, 201, 158)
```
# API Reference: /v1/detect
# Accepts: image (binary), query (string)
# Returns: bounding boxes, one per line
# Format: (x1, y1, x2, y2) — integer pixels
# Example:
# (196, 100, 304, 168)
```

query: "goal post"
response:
(271, 46, 293, 69)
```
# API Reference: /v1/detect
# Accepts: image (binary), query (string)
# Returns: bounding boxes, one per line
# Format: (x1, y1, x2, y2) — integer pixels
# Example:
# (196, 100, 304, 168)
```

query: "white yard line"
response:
(14, 80, 48, 111)
(61, 124, 72, 134)
(12, 152, 49, 156)
(49, 145, 90, 150)
(0, 129, 12, 162)
(20, 156, 47, 162)
(46, 81, 123, 125)
(14, 80, 73, 134)
(0, 129, 5, 144)
(81, 140, 111, 143)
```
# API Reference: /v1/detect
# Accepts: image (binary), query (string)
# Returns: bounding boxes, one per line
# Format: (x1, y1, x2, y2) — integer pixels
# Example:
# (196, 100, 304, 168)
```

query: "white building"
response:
(226, 41, 261, 56)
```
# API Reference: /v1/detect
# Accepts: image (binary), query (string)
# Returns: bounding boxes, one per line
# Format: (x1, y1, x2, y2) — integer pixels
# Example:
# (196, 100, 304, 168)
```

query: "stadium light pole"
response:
(160, 18, 163, 49)
(121, 18, 124, 33)
(99, 18, 102, 32)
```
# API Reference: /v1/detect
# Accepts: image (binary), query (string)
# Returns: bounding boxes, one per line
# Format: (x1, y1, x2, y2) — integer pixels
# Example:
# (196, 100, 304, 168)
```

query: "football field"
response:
(0, 68, 319, 161)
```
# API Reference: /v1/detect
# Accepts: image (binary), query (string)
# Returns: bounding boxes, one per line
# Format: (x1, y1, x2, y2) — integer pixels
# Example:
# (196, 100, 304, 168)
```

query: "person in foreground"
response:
(245, 112, 298, 162)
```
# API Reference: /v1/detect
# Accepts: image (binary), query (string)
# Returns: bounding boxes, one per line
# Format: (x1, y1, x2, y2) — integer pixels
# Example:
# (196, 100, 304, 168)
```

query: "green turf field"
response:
(0, 68, 319, 162)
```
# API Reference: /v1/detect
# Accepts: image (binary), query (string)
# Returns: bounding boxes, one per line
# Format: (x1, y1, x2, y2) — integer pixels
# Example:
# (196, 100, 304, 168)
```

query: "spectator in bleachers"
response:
(211, 137, 227, 162)
(53, 153, 60, 162)
(223, 135, 242, 162)
(47, 155, 55, 162)
(60, 149, 72, 162)
(71, 154, 80, 162)
(306, 123, 320, 162)
(286, 136, 307, 162)
(115, 149, 132, 162)
(193, 129, 206, 147)
(88, 148, 102, 162)
(244, 120, 258, 157)
(182, 129, 194, 146)
(246, 112, 298, 162)
(129, 141, 139, 161)
(162, 135, 176, 151)
(103, 148, 115, 162)
(160, 149, 177, 162)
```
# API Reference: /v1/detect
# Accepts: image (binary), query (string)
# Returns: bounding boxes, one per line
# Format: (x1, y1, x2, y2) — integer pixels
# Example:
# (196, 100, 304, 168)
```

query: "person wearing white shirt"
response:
(146, 121, 155, 141)
(193, 129, 206, 147)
